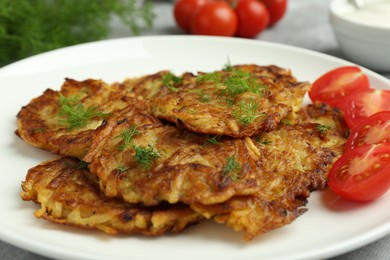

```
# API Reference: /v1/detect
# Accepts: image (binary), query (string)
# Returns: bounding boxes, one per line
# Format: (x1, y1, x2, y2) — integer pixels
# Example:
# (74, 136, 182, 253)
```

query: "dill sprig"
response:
(0, 0, 154, 66)
(222, 70, 266, 98)
(64, 159, 89, 170)
(162, 72, 182, 92)
(190, 89, 211, 103)
(31, 128, 45, 133)
(315, 124, 332, 134)
(255, 137, 272, 145)
(198, 90, 211, 103)
(117, 125, 140, 151)
(116, 165, 130, 173)
(196, 72, 223, 84)
(223, 156, 241, 181)
(76, 160, 89, 170)
(261, 139, 272, 145)
(206, 136, 220, 145)
(58, 94, 109, 130)
(281, 119, 293, 125)
(232, 98, 264, 125)
(223, 58, 233, 72)
(133, 144, 161, 170)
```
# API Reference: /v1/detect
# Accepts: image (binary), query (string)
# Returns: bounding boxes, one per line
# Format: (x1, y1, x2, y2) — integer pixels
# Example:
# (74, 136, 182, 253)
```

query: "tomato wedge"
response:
(328, 143, 390, 201)
(308, 66, 370, 109)
(345, 111, 390, 150)
(344, 89, 390, 129)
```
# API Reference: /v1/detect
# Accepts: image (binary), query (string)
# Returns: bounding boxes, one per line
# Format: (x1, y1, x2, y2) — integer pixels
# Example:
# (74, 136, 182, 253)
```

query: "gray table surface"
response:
(1, 1, 389, 259)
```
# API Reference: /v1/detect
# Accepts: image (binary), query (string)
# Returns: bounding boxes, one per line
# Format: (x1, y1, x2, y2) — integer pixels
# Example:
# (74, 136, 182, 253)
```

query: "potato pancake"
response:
(192, 122, 344, 240)
(151, 64, 310, 137)
(84, 106, 262, 206)
(21, 157, 203, 236)
(16, 78, 149, 158)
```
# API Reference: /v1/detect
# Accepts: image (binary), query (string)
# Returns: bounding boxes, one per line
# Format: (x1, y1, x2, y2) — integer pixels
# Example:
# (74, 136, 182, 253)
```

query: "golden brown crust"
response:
(192, 123, 342, 240)
(16, 78, 149, 158)
(151, 64, 310, 137)
(84, 106, 262, 206)
(21, 157, 203, 236)
(121, 70, 168, 99)
(296, 103, 348, 154)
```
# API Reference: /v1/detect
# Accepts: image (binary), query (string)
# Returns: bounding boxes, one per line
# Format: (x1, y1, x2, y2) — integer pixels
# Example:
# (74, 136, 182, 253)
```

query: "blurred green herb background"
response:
(0, 0, 154, 67)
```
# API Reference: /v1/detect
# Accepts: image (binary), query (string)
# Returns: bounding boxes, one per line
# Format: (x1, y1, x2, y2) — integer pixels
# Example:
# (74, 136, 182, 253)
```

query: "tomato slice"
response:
(345, 111, 390, 150)
(328, 143, 390, 202)
(344, 89, 390, 129)
(308, 66, 370, 109)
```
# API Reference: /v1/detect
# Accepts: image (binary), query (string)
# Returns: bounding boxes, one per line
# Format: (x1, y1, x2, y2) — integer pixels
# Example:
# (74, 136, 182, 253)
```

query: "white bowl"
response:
(329, 0, 390, 72)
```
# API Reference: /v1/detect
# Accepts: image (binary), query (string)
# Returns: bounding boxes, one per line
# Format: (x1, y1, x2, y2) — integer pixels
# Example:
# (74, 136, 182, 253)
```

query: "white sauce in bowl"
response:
(343, 0, 390, 28)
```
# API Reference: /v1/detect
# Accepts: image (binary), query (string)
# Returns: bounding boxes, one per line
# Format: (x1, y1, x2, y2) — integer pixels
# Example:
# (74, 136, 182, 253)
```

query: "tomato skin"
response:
(260, 0, 287, 26)
(191, 1, 238, 36)
(308, 66, 370, 110)
(345, 111, 390, 150)
(235, 0, 270, 38)
(328, 143, 390, 202)
(344, 89, 390, 129)
(174, 0, 210, 33)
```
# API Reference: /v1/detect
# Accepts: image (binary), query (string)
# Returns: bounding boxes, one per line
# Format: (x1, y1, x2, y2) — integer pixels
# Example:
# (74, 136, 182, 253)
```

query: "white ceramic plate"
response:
(0, 36, 389, 260)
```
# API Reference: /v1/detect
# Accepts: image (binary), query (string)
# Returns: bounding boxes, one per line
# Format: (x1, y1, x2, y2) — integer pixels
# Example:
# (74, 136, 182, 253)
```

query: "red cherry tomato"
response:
(308, 66, 370, 110)
(261, 0, 287, 27)
(344, 89, 390, 129)
(345, 111, 390, 150)
(174, 0, 209, 32)
(235, 0, 270, 38)
(328, 143, 390, 202)
(191, 1, 238, 36)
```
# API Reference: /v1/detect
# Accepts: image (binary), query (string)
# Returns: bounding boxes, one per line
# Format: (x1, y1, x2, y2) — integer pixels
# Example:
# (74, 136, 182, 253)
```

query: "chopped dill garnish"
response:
(186, 109, 196, 115)
(65, 159, 89, 170)
(315, 124, 332, 134)
(223, 156, 241, 181)
(190, 89, 211, 103)
(232, 98, 264, 125)
(221, 70, 266, 98)
(223, 58, 233, 72)
(344, 129, 351, 138)
(58, 94, 109, 129)
(117, 125, 140, 151)
(162, 72, 182, 92)
(31, 128, 45, 133)
(77, 160, 89, 170)
(196, 71, 222, 84)
(198, 90, 211, 103)
(116, 165, 129, 173)
(261, 139, 272, 145)
(207, 136, 220, 145)
(133, 144, 161, 170)
(281, 119, 292, 125)
(255, 137, 272, 145)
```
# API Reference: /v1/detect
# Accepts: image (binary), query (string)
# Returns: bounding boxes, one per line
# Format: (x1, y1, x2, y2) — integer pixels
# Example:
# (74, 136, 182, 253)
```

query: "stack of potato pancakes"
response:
(16, 64, 347, 240)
